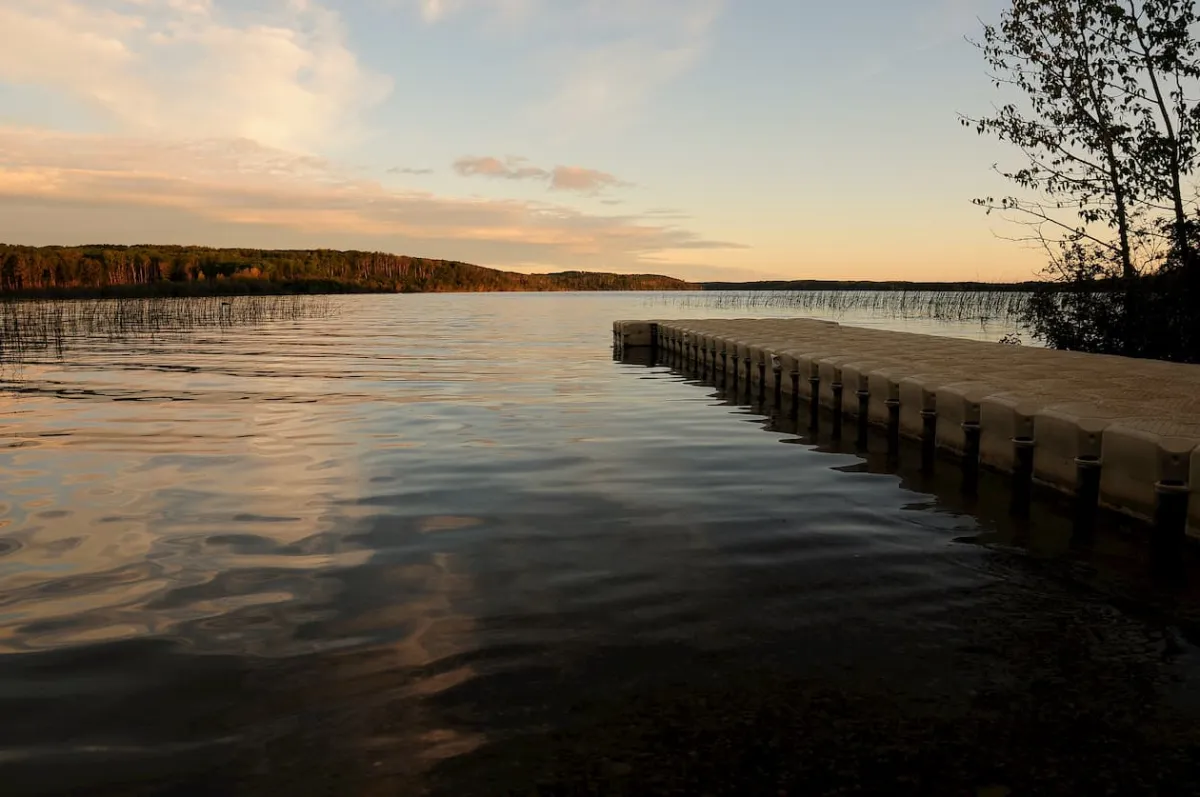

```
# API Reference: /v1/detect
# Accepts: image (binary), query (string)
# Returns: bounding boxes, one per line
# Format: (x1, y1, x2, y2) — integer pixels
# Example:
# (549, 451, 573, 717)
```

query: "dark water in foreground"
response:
(3, 293, 1200, 796)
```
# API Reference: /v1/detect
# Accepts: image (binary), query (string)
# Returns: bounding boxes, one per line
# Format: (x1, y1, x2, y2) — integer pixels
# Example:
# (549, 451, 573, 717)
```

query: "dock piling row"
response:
(616, 318, 1200, 539)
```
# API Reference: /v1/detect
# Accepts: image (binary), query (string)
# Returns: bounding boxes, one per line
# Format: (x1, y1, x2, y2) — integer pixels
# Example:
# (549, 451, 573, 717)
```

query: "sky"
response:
(0, 0, 1046, 282)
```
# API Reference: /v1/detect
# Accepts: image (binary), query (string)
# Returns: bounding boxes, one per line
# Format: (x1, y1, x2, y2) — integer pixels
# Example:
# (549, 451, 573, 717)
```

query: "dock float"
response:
(614, 319, 1200, 540)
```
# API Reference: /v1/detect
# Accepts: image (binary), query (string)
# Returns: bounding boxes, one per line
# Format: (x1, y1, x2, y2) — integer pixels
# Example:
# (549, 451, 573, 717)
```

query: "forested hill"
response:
(0, 245, 697, 296)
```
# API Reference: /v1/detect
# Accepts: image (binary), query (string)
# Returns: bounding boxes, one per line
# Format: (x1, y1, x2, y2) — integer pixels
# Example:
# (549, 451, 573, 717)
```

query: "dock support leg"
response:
(808, 375, 820, 431)
(920, 410, 937, 473)
(831, 383, 844, 440)
(773, 365, 783, 411)
(856, 390, 870, 449)
(1072, 456, 1101, 540)
(1152, 480, 1190, 552)
(743, 358, 753, 402)
(790, 372, 801, 421)
(886, 398, 901, 460)
(961, 421, 981, 496)
(758, 361, 766, 405)
(721, 352, 729, 389)
(1010, 437, 1035, 518)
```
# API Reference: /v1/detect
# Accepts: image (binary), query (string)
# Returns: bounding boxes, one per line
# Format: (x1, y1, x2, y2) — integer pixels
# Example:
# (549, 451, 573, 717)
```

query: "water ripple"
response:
(3, 294, 1200, 795)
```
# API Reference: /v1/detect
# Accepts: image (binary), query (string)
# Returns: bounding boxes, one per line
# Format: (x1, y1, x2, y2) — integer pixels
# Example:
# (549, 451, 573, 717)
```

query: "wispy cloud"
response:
(415, 0, 536, 24)
(0, 0, 391, 152)
(408, 0, 724, 129)
(0, 127, 743, 273)
(453, 155, 629, 194)
(454, 155, 548, 181)
(641, 208, 691, 220)
(543, 1, 724, 128)
(0, 2, 746, 278)
(850, 0, 993, 82)
(549, 166, 627, 193)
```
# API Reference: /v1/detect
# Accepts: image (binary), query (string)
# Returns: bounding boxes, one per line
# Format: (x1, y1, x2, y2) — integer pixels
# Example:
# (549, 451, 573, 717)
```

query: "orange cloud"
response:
(453, 155, 549, 182)
(0, 128, 744, 273)
(453, 155, 629, 194)
(549, 166, 627, 193)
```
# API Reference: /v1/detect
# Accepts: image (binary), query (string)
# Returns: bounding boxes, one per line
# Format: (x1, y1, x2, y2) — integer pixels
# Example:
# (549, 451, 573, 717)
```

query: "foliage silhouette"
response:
(967, 0, 1200, 362)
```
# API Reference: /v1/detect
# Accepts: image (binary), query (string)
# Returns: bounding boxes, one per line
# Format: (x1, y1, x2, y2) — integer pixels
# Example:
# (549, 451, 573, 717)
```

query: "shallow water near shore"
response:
(3, 292, 1200, 796)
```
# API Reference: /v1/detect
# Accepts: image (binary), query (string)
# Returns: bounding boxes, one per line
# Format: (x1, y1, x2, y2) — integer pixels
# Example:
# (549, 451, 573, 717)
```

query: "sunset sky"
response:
(0, 0, 1044, 282)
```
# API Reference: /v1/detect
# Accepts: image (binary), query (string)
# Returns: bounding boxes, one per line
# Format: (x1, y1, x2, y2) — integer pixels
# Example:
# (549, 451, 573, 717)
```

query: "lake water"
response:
(3, 292, 1200, 796)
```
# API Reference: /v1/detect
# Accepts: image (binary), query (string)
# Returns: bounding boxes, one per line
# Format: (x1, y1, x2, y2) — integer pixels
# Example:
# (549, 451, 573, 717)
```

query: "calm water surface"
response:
(3, 293, 1200, 796)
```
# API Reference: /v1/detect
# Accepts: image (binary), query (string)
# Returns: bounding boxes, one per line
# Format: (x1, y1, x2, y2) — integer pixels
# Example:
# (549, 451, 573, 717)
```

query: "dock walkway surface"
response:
(615, 318, 1200, 535)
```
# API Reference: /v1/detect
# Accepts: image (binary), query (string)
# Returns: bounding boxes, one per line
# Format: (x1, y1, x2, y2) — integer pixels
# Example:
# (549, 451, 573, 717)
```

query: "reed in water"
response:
(657, 290, 1030, 324)
(0, 295, 334, 362)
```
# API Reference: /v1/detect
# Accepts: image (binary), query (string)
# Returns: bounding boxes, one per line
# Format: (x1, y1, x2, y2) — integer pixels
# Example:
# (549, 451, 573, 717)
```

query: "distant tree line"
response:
(0, 245, 697, 297)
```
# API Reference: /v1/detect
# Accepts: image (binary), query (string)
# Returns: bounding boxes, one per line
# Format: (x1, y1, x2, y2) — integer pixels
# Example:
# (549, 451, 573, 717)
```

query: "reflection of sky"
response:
(7, 293, 1195, 797)
(0, 293, 1048, 788)
(0, 388, 375, 652)
(0, 294, 1006, 655)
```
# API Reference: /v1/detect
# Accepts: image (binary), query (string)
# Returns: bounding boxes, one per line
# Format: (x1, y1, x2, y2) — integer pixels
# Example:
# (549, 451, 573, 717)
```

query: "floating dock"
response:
(615, 319, 1200, 539)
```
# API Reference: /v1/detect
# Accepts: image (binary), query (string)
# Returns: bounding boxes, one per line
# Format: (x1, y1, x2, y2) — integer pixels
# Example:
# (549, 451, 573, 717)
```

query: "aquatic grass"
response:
(652, 290, 1032, 324)
(0, 294, 334, 363)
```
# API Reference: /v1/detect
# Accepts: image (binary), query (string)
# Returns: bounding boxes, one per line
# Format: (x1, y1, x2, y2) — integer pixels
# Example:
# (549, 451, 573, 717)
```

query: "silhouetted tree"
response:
(966, 0, 1200, 361)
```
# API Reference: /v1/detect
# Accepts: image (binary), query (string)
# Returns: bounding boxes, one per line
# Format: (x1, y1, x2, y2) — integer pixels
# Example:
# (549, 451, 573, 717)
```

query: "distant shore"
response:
(0, 244, 699, 298)
(0, 243, 1069, 299)
(0, 278, 702, 300)
(2, 279, 1074, 300)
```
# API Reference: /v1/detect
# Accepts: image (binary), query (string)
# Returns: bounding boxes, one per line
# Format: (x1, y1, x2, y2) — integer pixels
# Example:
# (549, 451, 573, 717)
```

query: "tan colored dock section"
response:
(614, 318, 1200, 535)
